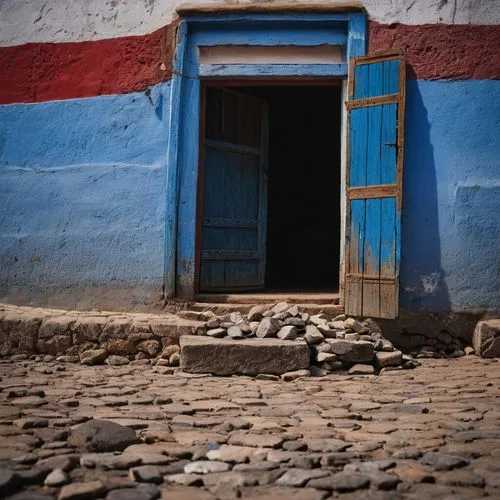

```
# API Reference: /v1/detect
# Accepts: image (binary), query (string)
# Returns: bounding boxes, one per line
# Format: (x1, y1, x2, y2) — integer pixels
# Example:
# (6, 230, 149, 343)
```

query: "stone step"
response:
(196, 293, 340, 305)
(190, 302, 344, 318)
(179, 335, 310, 376)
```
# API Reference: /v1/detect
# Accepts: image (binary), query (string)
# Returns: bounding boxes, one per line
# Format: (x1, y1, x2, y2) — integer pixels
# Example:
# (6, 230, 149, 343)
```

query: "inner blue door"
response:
(199, 88, 268, 291)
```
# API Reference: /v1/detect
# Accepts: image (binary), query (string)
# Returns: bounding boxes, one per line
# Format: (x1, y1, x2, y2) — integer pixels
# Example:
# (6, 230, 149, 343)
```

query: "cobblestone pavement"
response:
(0, 356, 499, 499)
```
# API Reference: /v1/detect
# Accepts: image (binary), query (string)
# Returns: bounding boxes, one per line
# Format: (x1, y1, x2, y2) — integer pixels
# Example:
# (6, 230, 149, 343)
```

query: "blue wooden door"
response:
(200, 88, 268, 291)
(345, 49, 406, 318)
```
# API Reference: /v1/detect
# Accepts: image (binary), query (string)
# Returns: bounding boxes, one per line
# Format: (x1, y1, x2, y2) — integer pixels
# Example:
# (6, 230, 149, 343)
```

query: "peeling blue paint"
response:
(0, 82, 171, 309)
(401, 79, 500, 312)
(0, 75, 499, 313)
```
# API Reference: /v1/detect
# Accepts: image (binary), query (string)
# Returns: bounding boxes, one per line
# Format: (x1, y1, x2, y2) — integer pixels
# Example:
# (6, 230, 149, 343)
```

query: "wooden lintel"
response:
(347, 93, 400, 110)
(177, 2, 365, 15)
(352, 48, 405, 64)
(346, 274, 397, 284)
(348, 185, 397, 200)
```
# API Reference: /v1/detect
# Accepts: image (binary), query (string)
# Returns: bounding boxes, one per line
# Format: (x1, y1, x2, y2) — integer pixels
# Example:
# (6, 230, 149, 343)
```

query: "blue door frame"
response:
(165, 11, 367, 300)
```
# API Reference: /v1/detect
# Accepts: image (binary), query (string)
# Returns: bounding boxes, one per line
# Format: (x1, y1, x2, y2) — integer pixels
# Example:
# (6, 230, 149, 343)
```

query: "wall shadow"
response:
(399, 79, 450, 311)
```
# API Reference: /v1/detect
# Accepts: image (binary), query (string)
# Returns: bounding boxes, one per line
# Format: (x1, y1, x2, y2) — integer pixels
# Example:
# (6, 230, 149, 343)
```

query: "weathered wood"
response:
(200, 88, 268, 291)
(203, 217, 258, 229)
(349, 185, 397, 199)
(346, 93, 399, 110)
(205, 139, 260, 156)
(345, 275, 363, 316)
(344, 49, 405, 319)
(177, 2, 365, 16)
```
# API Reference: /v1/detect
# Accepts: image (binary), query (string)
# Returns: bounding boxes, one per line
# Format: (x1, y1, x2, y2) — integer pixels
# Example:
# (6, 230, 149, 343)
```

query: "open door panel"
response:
(345, 49, 406, 319)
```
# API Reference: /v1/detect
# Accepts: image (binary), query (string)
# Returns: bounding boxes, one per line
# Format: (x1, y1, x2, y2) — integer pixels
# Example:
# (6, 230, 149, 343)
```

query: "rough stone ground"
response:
(0, 356, 499, 499)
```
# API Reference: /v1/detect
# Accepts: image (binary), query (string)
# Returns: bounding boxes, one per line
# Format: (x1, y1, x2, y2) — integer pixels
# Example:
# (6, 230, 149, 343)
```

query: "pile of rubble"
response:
(197, 302, 419, 375)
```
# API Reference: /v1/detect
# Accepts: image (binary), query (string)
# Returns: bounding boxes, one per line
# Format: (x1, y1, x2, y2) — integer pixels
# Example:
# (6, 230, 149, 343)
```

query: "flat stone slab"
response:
(180, 336, 309, 375)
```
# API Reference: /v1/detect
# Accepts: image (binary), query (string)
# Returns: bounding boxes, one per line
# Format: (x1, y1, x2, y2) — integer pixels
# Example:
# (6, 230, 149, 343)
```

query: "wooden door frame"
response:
(166, 11, 367, 300)
(195, 78, 344, 296)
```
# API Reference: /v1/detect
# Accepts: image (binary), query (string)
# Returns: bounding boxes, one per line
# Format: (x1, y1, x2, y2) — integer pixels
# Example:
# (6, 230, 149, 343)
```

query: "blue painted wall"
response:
(0, 82, 171, 310)
(0, 79, 499, 312)
(401, 80, 500, 312)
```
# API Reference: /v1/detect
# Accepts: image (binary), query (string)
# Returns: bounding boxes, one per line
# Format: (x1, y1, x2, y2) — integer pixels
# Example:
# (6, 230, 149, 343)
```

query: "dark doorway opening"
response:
(240, 85, 342, 291)
(199, 83, 342, 294)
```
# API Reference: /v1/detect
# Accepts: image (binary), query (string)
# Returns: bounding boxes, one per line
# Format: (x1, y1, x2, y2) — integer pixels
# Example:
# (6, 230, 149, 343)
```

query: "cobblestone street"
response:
(0, 356, 499, 499)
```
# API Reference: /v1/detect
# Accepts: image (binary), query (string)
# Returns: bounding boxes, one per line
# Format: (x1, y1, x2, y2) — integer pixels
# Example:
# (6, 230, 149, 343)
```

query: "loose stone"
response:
(349, 364, 375, 375)
(129, 465, 164, 484)
(309, 472, 370, 492)
(256, 318, 281, 338)
(57, 481, 107, 500)
(44, 468, 69, 487)
(304, 326, 325, 345)
(80, 349, 108, 365)
(421, 452, 470, 471)
(69, 419, 139, 452)
(276, 468, 329, 487)
(184, 460, 231, 474)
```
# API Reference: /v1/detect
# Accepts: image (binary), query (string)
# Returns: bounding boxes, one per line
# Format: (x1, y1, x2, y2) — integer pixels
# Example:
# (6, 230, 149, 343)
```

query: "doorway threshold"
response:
(196, 292, 340, 305)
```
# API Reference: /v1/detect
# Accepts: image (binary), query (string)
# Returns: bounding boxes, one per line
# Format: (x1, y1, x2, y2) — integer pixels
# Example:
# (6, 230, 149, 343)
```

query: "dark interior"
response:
(219, 84, 342, 291)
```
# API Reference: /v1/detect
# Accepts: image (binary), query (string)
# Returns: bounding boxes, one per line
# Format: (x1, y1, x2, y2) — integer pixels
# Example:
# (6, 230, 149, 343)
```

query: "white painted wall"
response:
(0, 0, 499, 46)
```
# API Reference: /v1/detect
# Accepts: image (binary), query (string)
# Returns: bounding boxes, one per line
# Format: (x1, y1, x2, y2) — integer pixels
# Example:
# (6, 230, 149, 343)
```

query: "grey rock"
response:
(256, 318, 281, 338)
(328, 340, 374, 362)
(247, 305, 268, 322)
(277, 326, 298, 340)
(304, 325, 324, 345)
(281, 369, 310, 381)
(309, 365, 329, 377)
(80, 452, 141, 470)
(56, 355, 80, 363)
(305, 438, 351, 453)
(345, 333, 360, 341)
(207, 328, 226, 338)
(308, 315, 328, 327)
(163, 473, 203, 487)
(0, 469, 18, 494)
(15, 466, 48, 485)
(375, 351, 403, 368)
(309, 472, 370, 492)
(421, 452, 469, 471)
(332, 314, 347, 322)
(169, 353, 180, 366)
(58, 480, 107, 500)
(184, 460, 230, 474)
(316, 324, 337, 338)
(129, 465, 163, 484)
(349, 364, 375, 375)
(473, 319, 500, 357)
(316, 352, 337, 363)
(105, 355, 130, 366)
(180, 336, 309, 376)
(330, 321, 346, 330)
(5, 491, 54, 500)
(69, 419, 139, 452)
(272, 302, 290, 314)
(137, 340, 161, 356)
(106, 484, 160, 500)
(276, 468, 329, 487)
(80, 349, 108, 365)
(205, 318, 220, 329)
(207, 445, 264, 463)
(344, 318, 365, 332)
(227, 326, 244, 339)
(285, 317, 306, 328)
(44, 468, 69, 486)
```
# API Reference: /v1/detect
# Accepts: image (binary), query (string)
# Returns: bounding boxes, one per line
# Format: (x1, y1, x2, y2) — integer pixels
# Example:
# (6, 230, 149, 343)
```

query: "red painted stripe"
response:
(0, 22, 498, 105)
(369, 22, 500, 80)
(0, 26, 175, 105)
